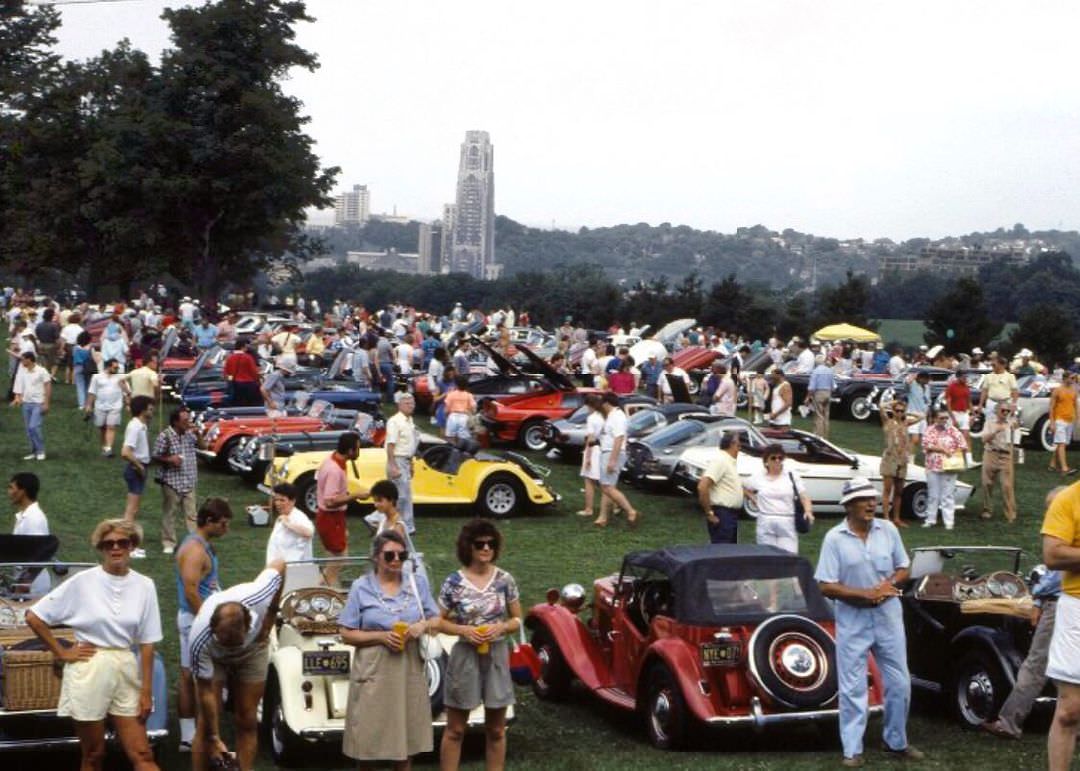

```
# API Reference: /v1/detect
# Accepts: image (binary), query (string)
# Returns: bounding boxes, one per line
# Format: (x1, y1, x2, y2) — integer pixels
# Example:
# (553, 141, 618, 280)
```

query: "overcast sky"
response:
(49, 0, 1080, 239)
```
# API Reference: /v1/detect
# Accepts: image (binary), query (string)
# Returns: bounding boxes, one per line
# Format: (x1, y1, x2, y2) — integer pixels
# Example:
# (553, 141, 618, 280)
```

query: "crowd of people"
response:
(7, 290, 1080, 770)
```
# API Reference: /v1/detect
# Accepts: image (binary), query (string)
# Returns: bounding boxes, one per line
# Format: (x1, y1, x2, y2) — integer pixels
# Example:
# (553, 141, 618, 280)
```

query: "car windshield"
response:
(705, 577, 809, 615)
(565, 405, 590, 424)
(909, 548, 1021, 580)
(646, 420, 705, 448)
(627, 409, 660, 432)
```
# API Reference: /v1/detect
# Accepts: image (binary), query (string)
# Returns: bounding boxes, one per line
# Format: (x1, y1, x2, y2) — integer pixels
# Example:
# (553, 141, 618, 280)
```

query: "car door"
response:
(410, 451, 472, 505)
(785, 436, 857, 514)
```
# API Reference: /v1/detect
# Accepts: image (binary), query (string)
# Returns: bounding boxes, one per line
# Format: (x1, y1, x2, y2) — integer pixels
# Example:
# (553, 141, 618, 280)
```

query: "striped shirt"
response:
(188, 568, 283, 680)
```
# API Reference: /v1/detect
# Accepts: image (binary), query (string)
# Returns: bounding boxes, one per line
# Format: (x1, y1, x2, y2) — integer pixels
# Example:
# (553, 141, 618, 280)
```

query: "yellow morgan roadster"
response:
(261, 440, 559, 518)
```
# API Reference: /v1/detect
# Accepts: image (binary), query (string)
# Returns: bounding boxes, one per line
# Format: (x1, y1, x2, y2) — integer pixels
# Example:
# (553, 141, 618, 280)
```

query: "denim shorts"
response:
(123, 463, 147, 495)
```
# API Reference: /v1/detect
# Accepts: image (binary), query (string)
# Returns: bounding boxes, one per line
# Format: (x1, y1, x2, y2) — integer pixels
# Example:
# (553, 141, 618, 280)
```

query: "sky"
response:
(46, 0, 1080, 239)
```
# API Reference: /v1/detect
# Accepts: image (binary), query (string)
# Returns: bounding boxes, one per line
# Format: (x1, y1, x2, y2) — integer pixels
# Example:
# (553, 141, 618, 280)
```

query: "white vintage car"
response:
(263, 558, 508, 766)
(671, 427, 973, 519)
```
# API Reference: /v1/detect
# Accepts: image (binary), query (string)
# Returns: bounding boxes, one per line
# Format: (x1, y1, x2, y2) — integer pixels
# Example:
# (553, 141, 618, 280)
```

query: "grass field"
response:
(873, 319, 927, 349)
(2, 353, 1073, 770)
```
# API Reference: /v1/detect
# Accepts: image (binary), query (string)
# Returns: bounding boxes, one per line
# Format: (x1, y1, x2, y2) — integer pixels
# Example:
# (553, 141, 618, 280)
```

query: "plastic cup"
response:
(392, 621, 409, 651)
(476, 625, 490, 655)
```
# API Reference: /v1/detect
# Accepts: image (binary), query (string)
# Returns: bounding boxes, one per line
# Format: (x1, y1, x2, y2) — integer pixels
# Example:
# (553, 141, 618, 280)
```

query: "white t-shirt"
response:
(888, 356, 906, 378)
(188, 567, 283, 680)
(600, 408, 628, 453)
(123, 418, 150, 464)
(31, 566, 162, 648)
(265, 508, 314, 564)
(796, 349, 815, 374)
(746, 469, 806, 517)
(13, 365, 50, 403)
(585, 411, 605, 444)
(581, 348, 599, 376)
(60, 323, 83, 346)
(13, 501, 48, 535)
(658, 366, 689, 398)
(396, 342, 414, 375)
(89, 372, 125, 412)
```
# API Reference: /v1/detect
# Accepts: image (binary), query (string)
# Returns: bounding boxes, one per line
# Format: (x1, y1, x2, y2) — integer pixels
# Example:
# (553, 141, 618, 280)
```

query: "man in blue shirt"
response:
(193, 318, 218, 351)
(815, 477, 924, 767)
(639, 353, 663, 400)
(905, 371, 931, 455)
(805, 355, 836, 438)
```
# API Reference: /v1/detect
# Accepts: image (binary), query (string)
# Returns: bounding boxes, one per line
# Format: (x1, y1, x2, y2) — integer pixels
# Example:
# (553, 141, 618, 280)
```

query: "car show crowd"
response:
(4, 288, 1080, 770)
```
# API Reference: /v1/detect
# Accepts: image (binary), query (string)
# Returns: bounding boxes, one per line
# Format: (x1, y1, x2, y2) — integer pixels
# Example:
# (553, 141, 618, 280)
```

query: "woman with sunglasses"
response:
(439, 519, 522, 771)
(26, 519, 162, 771)
(743, 444, 813, 553)
(880, 398, 915, 527)
(338, 530, 440, 769)
(921, 406, 968, 530)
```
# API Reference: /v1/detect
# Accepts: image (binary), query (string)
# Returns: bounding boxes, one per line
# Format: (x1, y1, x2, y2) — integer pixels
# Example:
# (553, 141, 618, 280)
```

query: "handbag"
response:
(509, 622, 541, 687)
(942, 451, 966, 473)
(405, 561, 439, 662)
(790, 472, 810, 534)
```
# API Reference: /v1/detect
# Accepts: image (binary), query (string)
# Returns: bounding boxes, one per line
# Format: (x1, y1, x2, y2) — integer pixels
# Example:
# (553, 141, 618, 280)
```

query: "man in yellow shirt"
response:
(1041, 483, 1080, 770)
(697, 433, 743, 543)
(978, 355, 1019, 415)
(122, 353, 160, 402)
(1049, 373, 1078, 475)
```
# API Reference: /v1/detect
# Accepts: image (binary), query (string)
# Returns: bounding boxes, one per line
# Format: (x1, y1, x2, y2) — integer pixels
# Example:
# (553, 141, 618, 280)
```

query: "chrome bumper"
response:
(195, 449, 217, 460)
(0, 728, 167, 752)
(298, 714, 508, 742)
(704, 696, 882, 732)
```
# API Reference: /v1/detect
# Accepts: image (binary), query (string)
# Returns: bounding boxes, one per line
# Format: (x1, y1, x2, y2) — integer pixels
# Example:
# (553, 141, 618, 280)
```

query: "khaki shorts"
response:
(211, 639, 270, 684)
(57, 648, 141, 721)
(879, 458, 907, 480)
(444, 638, 515, 711)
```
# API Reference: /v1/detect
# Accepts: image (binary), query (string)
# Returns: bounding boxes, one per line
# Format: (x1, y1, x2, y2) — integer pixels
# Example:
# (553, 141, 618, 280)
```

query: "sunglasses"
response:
(765, 456, 784, 462)
(473, 539, 497, 551)
(381, 550, 408, 563)
(98, 538, 132, 551)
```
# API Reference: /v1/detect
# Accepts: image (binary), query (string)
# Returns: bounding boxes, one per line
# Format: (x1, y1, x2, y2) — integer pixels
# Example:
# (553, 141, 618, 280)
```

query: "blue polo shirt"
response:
(338, 571, 439, 631)
(193, 324, 218, 349)
(814, 518, 909, 626)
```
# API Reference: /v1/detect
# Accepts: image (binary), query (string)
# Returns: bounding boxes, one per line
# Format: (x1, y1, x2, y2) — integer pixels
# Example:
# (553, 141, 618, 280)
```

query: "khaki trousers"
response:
(812, 390, 831, 438)
(161, 485, 197, 549)
(981, 449, 1016, 522)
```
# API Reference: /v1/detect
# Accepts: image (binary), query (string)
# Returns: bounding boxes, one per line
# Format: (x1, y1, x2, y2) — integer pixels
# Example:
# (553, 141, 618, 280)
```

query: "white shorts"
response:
(580, 446, 601, 481)
(598, 451, 625, 487)
(57, 648, 141, 721)
(755, 514, 798, 554)
(445, 412, 471, 440)
(950, 411, 969, 431)
(94, 407, 122, 427)
(1048, 594, 1080, 684)
(1054, 420, 1074, 446)
(178, 609, 195, 669)
(908, 418, 926, 436)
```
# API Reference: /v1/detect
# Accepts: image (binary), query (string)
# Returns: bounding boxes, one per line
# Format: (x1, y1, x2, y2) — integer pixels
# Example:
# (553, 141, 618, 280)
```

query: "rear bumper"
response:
(0, 728, 167, 752)
(297, 713, 510, 742)
(704, 697, 881, 732)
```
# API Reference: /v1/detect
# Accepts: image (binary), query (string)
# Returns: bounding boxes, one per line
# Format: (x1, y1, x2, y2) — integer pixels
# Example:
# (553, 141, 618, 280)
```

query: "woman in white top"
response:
(767, 369, 793, 427)
(710, 364, 737, 418)
(575, 395, 606, 519)
(265, 483, 314, 563)
(26, 519, 163, 771)
(743, 445, 814, 553)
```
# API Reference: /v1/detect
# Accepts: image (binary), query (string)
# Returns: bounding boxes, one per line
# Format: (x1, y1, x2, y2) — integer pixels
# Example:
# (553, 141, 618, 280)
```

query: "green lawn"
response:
(2, 358, 1071, 769)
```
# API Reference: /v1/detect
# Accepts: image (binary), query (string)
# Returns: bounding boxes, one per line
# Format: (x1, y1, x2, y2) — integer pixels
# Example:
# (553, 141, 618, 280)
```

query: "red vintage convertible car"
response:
(196, 399, 366, 468)
(527, 544, 884, 749)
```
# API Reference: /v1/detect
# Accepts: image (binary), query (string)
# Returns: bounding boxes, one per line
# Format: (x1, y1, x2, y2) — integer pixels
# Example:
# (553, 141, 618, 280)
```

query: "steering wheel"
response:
(961, 565, 979, 581)
(637, 583, 670, 627)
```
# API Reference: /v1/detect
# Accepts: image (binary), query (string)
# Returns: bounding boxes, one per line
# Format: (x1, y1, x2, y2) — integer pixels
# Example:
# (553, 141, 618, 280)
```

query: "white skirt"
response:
(580, 445, 601, 481)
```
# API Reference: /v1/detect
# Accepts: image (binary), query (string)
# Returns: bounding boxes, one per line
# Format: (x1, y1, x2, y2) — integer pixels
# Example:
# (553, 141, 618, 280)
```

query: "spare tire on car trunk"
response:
(747, 615, 838, 709)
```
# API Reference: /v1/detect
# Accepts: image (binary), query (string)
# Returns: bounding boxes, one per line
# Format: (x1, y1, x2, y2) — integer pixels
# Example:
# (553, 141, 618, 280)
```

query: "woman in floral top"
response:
(438, 519, 522, 771)
(921, 407, 968, 530)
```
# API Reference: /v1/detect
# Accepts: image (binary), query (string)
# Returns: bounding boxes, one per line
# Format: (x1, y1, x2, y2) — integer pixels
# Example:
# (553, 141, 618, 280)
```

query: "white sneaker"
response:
(921, 521, 936, 528)
(35, 453, 45, 461)
(162, 546, 174, 555)
(178, 740, 192, 754)
(944, 525, 954, 531)
(22, 453, 36, 460)
(131, 548, 147, 559)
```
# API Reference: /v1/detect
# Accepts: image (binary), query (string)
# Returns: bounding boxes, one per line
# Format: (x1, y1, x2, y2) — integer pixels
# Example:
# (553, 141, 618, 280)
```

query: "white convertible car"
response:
(671, 427, 973, 519)
(262, 559, 510, 766)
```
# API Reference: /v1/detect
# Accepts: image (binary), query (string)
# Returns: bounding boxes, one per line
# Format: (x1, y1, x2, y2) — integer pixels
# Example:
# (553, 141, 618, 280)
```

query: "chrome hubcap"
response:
(650, 690, 672, 740)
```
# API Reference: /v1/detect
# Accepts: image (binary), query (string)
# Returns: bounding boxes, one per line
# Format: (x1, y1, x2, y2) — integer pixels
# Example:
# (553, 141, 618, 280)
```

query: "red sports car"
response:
(527, 544, 884, 750)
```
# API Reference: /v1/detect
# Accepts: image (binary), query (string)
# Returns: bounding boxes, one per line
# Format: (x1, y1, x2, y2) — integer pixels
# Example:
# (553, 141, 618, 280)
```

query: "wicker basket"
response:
(2, 650, 63, 711)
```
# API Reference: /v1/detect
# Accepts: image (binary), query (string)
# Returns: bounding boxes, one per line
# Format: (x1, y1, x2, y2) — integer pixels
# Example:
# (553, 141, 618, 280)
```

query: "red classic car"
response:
(196, 399, 364, 468)
(481, 386, 603, 451)
(672, 345, 721, 394)
(526, 544, 884, 749)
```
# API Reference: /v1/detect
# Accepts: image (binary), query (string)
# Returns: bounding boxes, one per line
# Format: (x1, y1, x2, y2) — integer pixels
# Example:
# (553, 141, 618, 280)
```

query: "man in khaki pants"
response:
(805, 354, 835, 438)
(978, 403, 1016, 522)
(153, 407, 198, 555)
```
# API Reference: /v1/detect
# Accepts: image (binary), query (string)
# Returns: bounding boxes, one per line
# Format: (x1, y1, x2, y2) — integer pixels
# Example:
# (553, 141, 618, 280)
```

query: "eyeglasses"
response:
(473, 539, 496, 551)
(765, 456, 784, 462)
(98, 538, 132, 551)
(380, 550, 408, 563)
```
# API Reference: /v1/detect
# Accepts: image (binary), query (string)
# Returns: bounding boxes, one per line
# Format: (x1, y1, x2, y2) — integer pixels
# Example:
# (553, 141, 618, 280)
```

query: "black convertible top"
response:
(622, 544, 833, 625)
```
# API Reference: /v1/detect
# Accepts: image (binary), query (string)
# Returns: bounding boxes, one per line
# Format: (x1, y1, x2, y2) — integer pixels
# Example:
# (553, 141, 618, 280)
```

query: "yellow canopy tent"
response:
(813, 323, 881, 343)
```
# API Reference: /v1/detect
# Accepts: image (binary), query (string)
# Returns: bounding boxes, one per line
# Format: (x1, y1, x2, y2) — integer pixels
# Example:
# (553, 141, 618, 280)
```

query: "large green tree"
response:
(155, 0, 338, 304)
(1009, 304, 1074, 368)
(923, 277, 1001, 354)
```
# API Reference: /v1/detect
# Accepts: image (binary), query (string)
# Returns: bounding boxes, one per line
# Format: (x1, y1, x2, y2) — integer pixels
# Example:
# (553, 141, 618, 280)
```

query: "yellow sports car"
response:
(260, 442, 560, 518)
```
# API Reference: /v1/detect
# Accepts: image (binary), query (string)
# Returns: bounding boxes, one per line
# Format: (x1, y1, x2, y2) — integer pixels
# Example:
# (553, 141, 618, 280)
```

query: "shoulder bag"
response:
(405, 562, 439, 662)
(790, 472, 810, 534)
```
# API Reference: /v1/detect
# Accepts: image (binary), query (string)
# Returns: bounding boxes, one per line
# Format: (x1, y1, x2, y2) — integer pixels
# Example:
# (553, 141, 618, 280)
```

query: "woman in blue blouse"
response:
(338, 530, 441, 769)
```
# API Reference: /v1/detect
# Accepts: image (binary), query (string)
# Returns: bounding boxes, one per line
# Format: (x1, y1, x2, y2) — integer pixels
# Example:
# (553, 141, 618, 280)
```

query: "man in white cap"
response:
(971, 347, 985, 367)
(815, 477, 922, 767)
(260, 356, 295, 417)
(385, 391, 419, 534)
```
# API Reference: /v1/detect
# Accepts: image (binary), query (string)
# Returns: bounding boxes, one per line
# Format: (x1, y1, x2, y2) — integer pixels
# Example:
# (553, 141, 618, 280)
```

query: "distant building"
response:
(417, 221, 443, 275)
(370, 205, 411, 225)
(346, 250, 420, 274)
(880, 244, 1034, 276)
(448, 131, 497, 279)
(334, 184, 370, 226)
(439, 204, 456, 273)
(299, 256, 340, 274)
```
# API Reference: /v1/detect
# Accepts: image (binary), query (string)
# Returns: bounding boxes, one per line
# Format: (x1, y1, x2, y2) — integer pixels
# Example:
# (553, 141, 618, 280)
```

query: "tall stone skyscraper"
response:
(449, 131, 498, 279)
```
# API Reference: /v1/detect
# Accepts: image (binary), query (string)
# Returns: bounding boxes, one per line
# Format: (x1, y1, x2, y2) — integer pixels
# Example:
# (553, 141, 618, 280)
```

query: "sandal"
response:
(593, 518, 608, 528)
(574, 509, 593, 517)
(627, 510, 640, 529)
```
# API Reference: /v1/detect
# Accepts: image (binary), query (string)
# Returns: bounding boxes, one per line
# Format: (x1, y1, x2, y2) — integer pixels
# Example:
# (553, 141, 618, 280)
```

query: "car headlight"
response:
(206, 426, 220, 443)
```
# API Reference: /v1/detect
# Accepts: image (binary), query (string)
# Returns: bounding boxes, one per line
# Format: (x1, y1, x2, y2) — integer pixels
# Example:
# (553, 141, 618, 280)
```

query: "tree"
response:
(777, 294, 812, 340)
(154, 0, 338, 304)
(701, 273, 757, 335)
(923, 277, 1001, 354)
(1010, 304, 1074, 368)
(815, 270, 875, 330)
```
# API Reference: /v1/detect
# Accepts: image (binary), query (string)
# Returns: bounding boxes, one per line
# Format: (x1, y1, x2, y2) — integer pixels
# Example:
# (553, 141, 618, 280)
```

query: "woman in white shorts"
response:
(85, 357, 128, 457)
(26, 519, 162, 770)
(576, 395, 606, 518)
(743, 444, 814, 553)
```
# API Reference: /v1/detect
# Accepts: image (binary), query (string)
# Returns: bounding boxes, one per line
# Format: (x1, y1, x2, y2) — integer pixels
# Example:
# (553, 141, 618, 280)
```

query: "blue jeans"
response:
(22, 402, 44, 455)
(380, 362, 396, 403)
(707, 505, 740, 543)
(73, 366, 87, 408)
(836, 599, 911, 758)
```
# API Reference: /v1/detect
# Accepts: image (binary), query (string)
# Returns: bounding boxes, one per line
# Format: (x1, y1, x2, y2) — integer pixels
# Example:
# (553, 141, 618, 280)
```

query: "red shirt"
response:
(223, 351, 260, 383)
(945, 378, 970, 411)
(608, 371, 636, 394)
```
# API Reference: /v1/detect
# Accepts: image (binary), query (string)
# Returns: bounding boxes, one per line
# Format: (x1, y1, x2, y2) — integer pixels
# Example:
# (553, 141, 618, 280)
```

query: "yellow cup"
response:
(476, 625, 490, 655)
(392, 621, 409, 652)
